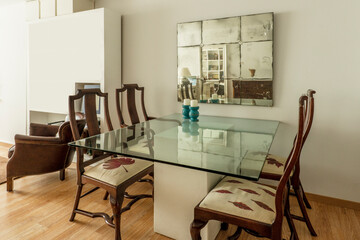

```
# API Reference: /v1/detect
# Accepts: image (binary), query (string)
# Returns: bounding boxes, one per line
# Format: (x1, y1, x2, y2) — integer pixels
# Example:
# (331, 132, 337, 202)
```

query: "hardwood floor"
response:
(0, 142, 11, 157)
(0, 167, 359, 240)
(0, 142, 11, 183)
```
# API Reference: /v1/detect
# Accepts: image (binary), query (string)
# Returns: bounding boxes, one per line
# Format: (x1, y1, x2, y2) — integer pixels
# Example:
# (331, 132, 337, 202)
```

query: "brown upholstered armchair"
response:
(7, 120, 86, 191)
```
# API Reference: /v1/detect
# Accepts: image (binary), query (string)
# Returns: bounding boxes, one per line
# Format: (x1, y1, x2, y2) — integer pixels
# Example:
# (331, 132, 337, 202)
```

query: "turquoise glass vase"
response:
(182, 105, 190, 119)
(189, 106, 199, 122)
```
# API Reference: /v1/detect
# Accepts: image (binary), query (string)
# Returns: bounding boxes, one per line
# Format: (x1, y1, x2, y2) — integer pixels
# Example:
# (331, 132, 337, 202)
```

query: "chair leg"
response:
(285, 206, 299, 240)
(69, 184, 83, 221)
(190, 219, 208, 240)
(284, 184, 299, 240)
(294, 188, 317, 236)
(221, 222, 229, 230)
(7, 177, 13, 192)
(299, 181, 312, 209)
(60, 169, 65, 181)
(104, 191, 109, 200)
(110, 194, 124, 240)
(228, 226, 242, 240)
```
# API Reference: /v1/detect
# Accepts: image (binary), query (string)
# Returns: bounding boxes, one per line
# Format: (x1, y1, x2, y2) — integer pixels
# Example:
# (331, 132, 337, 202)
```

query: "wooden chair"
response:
(68, 88, 154, 240)
(116, 84, 156, 127)
(116, 83, 182, 126)
(115, 84, 156, 155)
(190, 95, 308, 240)
(260, 89, 317, 236)
(6, 120, 86, 191)
(101, 84, 156, 201)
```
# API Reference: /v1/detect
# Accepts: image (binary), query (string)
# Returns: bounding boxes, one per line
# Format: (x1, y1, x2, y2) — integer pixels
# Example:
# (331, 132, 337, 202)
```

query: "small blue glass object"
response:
(199, 99, 207, 103)
(182, 105, 190, 119)
(189, 106, 199, 122)
(189, 122, 199, 136)
(210, 99, 219, 104)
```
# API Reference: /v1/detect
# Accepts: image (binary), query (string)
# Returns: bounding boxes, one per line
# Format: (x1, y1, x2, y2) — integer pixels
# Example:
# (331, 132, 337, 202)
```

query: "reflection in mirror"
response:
(177, 21, 202, 47)
(241, 13, 273, 42)
(177, 12, 274, 107)
(241, 42, 273, 79)
(202, 17, 240, 45)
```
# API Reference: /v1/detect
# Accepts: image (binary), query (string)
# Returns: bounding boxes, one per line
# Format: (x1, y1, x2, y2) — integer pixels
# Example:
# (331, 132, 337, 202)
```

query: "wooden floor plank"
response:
(0, 168, 359, 239)
(0, 142, 11, 157)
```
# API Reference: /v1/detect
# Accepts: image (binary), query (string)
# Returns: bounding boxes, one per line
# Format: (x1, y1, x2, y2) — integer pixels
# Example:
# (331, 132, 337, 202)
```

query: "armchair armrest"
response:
(8, 134, 64, 159)
(30, 123, 59, 137)
(8, 145, 15, 158)
(14, 134, 63, 145)
(7, 134, 69, 179)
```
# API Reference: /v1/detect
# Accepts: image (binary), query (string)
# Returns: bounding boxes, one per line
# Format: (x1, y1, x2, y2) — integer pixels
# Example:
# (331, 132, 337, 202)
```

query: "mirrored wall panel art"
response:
(177, 12, 274, 106)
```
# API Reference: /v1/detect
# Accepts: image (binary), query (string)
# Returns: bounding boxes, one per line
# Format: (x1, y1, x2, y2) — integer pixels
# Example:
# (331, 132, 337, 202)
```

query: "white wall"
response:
(0, 2, 27, 143)
(95, 0, 360, 202)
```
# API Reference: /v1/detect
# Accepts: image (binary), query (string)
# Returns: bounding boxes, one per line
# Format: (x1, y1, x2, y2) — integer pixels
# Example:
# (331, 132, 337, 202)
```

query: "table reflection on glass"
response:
(70, 113, 279, 179)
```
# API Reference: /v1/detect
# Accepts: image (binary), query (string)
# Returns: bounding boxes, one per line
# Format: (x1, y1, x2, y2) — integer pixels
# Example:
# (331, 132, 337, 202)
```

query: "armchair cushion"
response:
(84, 156, 153, 186)
(199, 176, 276, 224)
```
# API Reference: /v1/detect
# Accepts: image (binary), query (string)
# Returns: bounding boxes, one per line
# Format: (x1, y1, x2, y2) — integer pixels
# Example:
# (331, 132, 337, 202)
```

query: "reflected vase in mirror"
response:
(249, 69, 256, 78)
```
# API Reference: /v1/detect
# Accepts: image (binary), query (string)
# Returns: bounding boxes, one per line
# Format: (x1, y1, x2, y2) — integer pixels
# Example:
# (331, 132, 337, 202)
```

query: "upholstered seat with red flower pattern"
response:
(84, 156, 153, 186)
(261, 154, 287, 176)
(199, 176, 276, 224)
(242, 151, 287, 178)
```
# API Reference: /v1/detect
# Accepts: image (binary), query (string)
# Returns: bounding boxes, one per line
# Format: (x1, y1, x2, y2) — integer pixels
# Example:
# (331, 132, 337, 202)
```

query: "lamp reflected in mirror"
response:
(178, 67, 195, 101)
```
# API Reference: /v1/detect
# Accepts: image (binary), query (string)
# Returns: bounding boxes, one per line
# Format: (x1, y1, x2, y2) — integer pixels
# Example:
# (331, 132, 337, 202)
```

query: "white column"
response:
(153, 126, 222, 240)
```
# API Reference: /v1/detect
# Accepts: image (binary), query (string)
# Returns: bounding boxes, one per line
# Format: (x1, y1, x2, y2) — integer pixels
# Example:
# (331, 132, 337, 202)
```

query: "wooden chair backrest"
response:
(283, 89, 316, 185)
(302, 89, 316, 146)
(273, 95, 307, 225)
(116, 84, 150, 126)
(68, 88, 113, 180)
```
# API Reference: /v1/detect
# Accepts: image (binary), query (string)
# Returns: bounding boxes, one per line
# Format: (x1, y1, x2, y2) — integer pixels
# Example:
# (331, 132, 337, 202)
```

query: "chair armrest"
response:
(8, 134, 64, 164)
(30, 123, 59, 137)
(14, 134, 63, 145)
(8, 145, 15, 158)
(7, 134, 69, 178)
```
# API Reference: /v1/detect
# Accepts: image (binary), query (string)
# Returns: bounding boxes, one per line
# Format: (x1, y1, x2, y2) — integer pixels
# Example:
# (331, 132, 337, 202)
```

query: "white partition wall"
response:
(28, 8, 121, 129)
(0, 2, 27, 143)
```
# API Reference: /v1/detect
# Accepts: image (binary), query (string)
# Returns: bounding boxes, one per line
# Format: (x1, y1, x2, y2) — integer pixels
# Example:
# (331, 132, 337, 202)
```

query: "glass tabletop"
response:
(69, 113, 279, 180)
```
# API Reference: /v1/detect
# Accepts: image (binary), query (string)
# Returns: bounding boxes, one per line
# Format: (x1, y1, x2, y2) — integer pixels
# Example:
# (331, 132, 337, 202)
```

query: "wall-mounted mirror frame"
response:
(177, 12, 274, 107)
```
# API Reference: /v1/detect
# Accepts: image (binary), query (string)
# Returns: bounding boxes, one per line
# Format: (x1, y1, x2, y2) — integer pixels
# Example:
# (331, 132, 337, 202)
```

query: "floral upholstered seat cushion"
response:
(261, 154, 286, 175)
(199, 176, 276, 224)
(84, 156, 153, 186)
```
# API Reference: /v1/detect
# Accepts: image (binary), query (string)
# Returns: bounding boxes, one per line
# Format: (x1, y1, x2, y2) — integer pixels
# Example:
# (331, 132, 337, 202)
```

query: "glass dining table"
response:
(69, 113, 280, 240)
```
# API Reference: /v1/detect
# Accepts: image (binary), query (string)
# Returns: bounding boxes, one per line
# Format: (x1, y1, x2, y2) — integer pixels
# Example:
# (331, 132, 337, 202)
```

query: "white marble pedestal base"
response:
(154, 162, 222, 240)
